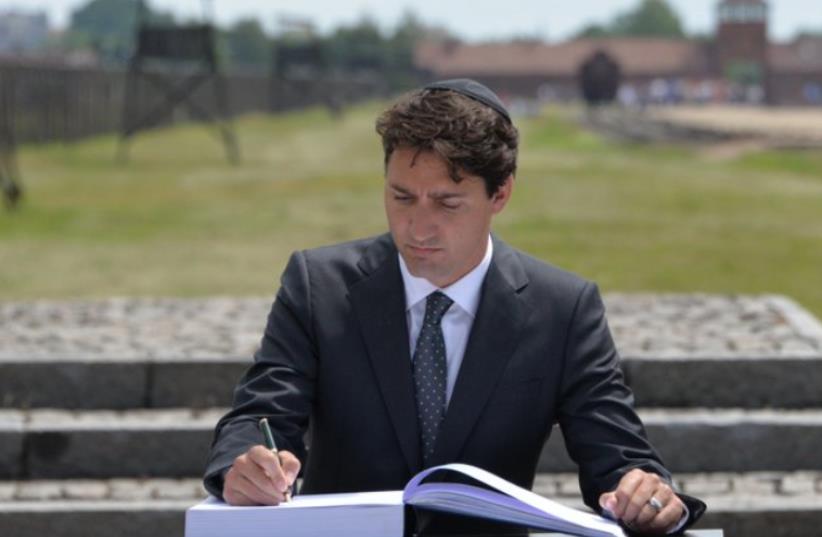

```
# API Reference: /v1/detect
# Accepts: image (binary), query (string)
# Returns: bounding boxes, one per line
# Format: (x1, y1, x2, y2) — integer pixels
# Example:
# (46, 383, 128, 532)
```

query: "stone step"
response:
(2, 354, 822, 410)
(539, 408, 822, 474)
(1, 472, 820, 537)
(2, 408, 822, 479)
(623, 356, 822, 408)
(0, 409, 223, 480)
(537, 472, 822, 537)
(0, 357, 247, 410)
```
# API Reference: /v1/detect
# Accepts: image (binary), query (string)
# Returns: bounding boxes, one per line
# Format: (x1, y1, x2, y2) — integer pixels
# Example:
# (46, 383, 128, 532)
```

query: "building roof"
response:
(417, 35, 822, 80)
(415, 39, 711, 78)
(768, 37, 822, 74)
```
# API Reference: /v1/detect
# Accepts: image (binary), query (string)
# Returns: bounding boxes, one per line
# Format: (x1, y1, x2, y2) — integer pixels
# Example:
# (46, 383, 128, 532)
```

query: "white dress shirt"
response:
(398, 236, 493, 406)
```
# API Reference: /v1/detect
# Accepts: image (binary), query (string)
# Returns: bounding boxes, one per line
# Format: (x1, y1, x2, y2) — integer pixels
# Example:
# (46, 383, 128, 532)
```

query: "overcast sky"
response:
(0, 0, 818, 42)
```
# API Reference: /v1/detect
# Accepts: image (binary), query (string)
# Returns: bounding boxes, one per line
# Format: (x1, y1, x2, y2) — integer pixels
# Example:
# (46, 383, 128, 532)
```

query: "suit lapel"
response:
(432, 238, 531, 465)
(349, 235, 422, 474)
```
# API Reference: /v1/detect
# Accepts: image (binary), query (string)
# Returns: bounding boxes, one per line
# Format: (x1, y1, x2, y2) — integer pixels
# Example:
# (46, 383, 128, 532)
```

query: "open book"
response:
(185, 463, 625, 537)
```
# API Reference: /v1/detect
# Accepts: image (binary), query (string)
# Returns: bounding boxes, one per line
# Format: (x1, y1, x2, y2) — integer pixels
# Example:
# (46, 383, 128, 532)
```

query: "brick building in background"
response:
(414, 0, 822, 106)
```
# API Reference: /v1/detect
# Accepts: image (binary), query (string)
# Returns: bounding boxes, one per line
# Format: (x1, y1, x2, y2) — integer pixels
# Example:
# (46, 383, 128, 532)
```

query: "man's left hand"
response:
(598, 469, 684, 535)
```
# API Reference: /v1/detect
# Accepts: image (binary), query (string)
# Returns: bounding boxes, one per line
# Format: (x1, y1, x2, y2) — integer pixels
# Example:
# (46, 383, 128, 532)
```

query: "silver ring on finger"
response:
(648, 496, 664, 512)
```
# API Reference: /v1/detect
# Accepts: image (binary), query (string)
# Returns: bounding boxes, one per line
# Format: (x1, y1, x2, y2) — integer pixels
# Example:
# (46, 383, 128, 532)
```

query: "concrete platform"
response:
(2, 294, 820, 537)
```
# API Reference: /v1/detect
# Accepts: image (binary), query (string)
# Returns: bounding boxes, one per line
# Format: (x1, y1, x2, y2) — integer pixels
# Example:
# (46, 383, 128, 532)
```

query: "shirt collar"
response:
(398, 235, 493, 317)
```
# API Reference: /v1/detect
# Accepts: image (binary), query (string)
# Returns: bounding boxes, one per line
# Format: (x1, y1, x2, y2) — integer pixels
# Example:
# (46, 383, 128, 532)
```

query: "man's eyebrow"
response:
(430, 192, 466, 200)
(388, 184, 465, 199)
(389, 184, 413, 195)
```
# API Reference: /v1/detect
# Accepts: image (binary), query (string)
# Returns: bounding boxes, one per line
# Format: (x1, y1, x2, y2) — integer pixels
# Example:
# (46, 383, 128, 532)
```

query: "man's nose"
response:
(408, 204, 438, 243)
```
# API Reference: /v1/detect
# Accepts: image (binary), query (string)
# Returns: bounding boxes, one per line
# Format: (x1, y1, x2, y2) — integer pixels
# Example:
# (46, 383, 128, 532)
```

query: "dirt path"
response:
(648, 105, 822, 141)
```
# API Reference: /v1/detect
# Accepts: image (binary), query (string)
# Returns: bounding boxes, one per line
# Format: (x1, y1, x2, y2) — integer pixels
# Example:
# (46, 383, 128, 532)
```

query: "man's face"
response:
(384, 147, 512, 288)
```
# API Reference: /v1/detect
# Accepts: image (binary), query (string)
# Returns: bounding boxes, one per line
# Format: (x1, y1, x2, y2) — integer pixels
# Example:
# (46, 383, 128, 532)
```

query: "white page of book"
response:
(405, 464, 624, 537)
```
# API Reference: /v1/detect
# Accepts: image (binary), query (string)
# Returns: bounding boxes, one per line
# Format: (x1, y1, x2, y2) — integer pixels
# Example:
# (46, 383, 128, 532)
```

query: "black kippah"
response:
(424, 78, 512, 124)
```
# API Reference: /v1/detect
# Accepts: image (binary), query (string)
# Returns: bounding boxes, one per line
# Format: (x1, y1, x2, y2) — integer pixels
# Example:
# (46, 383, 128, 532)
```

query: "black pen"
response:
(258, 418, 292, 502)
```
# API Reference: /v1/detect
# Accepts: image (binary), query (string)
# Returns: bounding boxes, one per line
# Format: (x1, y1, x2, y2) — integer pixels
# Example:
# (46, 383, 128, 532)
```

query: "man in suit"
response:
(203, 79, 705, 534)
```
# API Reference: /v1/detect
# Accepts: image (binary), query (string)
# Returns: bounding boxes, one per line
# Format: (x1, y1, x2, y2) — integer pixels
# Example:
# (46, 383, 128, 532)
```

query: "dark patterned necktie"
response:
(412, 291, 453, 465)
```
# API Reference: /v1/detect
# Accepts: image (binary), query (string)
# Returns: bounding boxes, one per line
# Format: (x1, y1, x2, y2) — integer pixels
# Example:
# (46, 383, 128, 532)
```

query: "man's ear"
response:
(491, 175, 514, 213)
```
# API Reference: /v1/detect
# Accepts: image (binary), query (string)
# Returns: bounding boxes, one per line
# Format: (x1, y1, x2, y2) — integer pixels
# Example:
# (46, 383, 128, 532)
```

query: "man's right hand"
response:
(223, 445, 301, 506)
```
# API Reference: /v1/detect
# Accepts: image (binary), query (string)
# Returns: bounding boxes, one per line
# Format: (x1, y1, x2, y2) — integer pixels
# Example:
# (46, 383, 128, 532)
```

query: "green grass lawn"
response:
(2, 102, 821, 318)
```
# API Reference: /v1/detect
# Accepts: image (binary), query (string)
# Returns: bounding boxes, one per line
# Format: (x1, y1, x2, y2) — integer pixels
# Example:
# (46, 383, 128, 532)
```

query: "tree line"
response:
(61, 0, 447, 80)
(59, 0, 706, 77)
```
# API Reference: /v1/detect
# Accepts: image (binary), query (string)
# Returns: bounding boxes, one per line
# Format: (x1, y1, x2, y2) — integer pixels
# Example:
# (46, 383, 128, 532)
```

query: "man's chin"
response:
(404, 260, 435, 277)
(403, 259, 444, 281)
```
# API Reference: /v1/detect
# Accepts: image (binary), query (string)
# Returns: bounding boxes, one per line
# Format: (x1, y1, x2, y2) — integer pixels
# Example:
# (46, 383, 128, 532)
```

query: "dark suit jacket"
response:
(204, 233, 705, 532)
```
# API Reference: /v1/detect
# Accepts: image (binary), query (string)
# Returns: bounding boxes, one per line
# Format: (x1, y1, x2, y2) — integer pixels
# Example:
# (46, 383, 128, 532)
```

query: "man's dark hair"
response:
(375, 88, 519, 197)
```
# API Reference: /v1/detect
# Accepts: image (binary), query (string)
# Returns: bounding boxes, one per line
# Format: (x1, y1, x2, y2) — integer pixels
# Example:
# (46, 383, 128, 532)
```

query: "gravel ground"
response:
(1, 294, 821, 360)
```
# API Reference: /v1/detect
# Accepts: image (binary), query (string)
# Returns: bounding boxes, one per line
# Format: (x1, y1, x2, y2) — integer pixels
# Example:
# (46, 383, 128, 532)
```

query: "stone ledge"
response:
(623, 357, 822, 408)
(3, 408, 822, 477)
(0, 507, 187, 537)
(3, 355, 822, 410)
(539, 410, 822, 473)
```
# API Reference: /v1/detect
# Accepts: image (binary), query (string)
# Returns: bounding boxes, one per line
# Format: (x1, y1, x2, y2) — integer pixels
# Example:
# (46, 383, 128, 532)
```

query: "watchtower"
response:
(118, 0, 239, 163)
(716, 0, 769, 84)
(0, 77, 21, 209)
